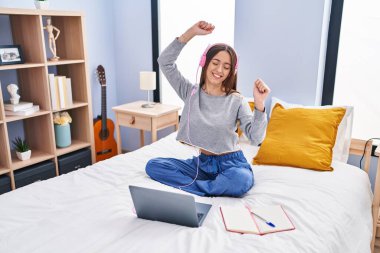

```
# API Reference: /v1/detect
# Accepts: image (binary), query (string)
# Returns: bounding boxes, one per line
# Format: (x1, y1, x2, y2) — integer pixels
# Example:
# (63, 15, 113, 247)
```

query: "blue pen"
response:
(250, 211, 276, 228)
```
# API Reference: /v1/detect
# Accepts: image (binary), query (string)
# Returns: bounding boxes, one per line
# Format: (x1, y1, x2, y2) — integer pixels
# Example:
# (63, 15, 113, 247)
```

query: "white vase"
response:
(34, 1, 49, 10)
(16, 150, 31, 161)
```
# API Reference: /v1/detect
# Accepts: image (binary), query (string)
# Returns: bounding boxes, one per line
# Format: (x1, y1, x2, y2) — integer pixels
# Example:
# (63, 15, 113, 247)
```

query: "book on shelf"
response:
(220, 205, 295, 235)
(65, 78, 73, 107)
(5, 105, 40, 116)
(48, 74, 60, 110)
(53, 75, 74, 109)
(55, 76, 67, 109)
(4, 101, 33, 112)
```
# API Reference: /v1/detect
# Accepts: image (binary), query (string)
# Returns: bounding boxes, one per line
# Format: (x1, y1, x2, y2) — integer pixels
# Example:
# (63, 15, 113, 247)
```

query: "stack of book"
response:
(48, 74, 74, 110)
(4, 101, 40, 116)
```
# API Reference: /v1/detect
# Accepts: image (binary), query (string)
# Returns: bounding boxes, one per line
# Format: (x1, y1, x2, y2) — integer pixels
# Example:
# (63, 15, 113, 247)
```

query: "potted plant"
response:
(53, 111, 72, 148)
(12, 137, 31, 161)
(34, 0, 49, 10)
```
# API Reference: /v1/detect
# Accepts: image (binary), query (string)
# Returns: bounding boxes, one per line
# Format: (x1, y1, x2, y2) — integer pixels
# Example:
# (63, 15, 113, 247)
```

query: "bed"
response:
(0, 132, 375, 253)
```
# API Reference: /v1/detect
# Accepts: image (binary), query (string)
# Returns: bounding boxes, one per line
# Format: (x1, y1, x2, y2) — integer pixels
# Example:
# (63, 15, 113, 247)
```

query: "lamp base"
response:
(141, 103, 155, 108)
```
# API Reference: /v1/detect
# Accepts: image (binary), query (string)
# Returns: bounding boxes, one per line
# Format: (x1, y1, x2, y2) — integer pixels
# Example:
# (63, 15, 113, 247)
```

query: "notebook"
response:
(220, 205, 295, 235)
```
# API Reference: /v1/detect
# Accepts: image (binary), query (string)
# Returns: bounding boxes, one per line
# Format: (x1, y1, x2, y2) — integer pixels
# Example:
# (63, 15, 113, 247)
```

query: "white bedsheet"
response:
(0, 133, 373, 253)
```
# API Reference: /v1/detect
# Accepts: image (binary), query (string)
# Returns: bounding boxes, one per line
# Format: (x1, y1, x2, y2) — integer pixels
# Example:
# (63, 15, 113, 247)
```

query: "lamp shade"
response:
(140, 71, 156, 90)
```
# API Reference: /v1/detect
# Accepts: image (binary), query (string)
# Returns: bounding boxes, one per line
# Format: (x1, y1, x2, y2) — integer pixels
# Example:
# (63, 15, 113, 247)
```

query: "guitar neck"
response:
(101, 85, 107, 131)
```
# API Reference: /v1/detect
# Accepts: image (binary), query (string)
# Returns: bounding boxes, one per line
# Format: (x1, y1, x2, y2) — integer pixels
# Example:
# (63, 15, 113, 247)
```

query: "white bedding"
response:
(0, 133, 373, 253)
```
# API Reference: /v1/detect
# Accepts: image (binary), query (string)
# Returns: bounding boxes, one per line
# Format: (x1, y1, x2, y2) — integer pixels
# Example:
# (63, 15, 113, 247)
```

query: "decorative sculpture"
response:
(7, 83, 20, 104)
(44, 17, 60, 61)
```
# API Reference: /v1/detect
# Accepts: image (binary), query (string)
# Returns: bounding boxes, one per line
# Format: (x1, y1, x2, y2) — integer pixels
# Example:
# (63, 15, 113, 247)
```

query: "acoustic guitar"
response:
(94, 65, 117, 162)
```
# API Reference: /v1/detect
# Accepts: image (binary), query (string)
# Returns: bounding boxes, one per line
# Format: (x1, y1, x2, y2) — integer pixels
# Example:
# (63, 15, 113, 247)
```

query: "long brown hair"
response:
(199, 44, 238, 95)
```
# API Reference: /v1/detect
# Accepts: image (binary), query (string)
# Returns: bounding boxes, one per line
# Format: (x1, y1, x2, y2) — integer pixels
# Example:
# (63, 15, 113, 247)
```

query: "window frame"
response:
(321, 0, 344, 105)
(151, 0, 160, 103)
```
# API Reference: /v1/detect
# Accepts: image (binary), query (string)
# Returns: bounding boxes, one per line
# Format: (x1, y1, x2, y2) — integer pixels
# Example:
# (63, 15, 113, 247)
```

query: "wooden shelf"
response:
(0, 8, 40, 15)
(0, 85, 3, 123)
(0, 124, 10, 175)
(376, 238, 380, 250)
(46, 59, 85, 66)
(56, 139, 91, 156)
(52, 101, 88, 113)
(0, 8, 82, 16)
(5, 110, 51, 123)
(0, 8, 95, 193)
(0, 63, 45, 71)
(0, 167, 10, 176)
(11, 150, 54, 171)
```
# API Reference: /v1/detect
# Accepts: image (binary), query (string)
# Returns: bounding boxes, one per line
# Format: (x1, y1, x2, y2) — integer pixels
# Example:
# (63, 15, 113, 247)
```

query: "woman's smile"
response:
(206, 51, 231, 86)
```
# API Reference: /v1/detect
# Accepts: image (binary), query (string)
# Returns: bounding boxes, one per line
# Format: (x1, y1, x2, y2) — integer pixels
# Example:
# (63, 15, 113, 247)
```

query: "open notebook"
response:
(220, 205, 295, 235)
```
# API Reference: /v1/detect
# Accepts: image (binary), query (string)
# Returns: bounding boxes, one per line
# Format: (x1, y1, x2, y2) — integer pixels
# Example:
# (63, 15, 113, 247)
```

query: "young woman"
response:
(146, 21, 270, 197)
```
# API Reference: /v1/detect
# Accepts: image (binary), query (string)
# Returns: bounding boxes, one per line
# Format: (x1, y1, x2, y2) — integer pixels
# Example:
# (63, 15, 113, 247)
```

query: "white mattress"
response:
(0, 133, 373, 253)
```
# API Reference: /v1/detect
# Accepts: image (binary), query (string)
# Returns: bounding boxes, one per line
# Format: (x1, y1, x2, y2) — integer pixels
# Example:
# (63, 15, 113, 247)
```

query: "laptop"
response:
(129, 185, 212, 227)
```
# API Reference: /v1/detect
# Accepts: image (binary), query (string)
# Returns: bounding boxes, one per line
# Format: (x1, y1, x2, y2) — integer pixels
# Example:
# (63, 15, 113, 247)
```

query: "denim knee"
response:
(231, 169, 254, 197)
(145, 158, 159, 177)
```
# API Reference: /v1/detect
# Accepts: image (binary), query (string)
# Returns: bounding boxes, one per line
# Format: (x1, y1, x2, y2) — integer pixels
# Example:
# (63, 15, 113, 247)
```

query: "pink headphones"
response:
(199, 43, 238, 71)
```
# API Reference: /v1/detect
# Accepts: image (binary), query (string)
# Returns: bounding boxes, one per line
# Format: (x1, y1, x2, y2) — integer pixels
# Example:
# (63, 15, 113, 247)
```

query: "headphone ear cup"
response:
(199, 45, 211, 68)
(199, 53, 206, 67)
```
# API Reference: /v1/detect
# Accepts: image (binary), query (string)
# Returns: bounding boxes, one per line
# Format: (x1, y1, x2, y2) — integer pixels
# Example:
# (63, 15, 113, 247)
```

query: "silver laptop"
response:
(129, 185, 212, 227)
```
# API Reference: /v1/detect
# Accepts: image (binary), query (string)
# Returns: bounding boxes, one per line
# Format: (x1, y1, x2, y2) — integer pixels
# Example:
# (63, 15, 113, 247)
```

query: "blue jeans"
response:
(145, 150, 254, 197)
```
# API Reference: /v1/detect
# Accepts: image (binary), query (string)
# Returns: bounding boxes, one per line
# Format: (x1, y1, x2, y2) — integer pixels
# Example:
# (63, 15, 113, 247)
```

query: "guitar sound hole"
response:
(99, 129, 110, 140)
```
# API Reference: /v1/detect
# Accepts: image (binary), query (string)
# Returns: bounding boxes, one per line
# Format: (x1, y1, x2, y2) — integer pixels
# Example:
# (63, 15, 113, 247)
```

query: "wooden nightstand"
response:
(112, 101, 181, 154)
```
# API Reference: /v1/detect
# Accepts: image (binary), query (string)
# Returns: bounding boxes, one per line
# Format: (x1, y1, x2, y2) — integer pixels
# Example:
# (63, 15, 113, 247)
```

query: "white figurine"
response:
(44, 17, 61, 61)
(7, 83, 20, 105)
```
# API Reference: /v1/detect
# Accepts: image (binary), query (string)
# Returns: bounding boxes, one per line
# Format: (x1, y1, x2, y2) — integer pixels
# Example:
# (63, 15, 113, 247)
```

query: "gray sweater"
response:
(158, 39, 267, 154)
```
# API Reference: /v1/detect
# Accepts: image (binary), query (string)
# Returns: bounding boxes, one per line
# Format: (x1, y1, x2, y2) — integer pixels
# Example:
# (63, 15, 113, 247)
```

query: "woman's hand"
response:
(178, 21, 215, 43)
(253, 79, 271, 112)
(193, 21, 215, 35)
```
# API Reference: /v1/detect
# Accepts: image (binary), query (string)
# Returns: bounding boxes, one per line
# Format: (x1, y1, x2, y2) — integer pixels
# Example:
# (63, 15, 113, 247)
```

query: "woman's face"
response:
(205, 51, 232, 87)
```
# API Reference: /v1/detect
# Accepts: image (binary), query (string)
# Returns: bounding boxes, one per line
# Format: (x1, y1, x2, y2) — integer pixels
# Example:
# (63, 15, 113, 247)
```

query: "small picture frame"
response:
(0, 45, 24, 65)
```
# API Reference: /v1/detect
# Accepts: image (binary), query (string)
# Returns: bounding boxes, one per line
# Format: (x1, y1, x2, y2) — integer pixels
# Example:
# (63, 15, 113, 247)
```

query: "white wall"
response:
(234, 0, 330, 108)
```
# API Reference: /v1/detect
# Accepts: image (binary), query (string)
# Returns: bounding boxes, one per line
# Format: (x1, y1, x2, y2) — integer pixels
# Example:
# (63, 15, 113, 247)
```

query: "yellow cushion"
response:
(237, 101, 255, 136)
(253, 103, 346, 171)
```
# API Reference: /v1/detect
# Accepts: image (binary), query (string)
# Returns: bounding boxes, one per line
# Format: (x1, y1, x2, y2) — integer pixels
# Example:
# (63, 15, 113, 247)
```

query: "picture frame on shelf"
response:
(0, 45, 24, 65)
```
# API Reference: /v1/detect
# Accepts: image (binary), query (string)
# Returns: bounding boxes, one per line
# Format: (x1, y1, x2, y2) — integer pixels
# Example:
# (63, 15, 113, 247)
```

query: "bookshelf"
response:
(0, 8, 95, 190)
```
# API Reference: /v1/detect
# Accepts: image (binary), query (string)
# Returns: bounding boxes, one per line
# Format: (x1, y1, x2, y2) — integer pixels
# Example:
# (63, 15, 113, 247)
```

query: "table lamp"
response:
(140, 71, 156, 108)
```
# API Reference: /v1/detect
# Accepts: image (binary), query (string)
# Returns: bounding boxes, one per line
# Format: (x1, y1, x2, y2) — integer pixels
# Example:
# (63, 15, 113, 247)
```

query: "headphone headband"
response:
(199, 43, 238, 71)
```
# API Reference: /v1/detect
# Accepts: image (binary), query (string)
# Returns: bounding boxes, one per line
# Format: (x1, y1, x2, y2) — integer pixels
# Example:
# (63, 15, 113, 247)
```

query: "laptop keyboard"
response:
(197, 213, 204, 221)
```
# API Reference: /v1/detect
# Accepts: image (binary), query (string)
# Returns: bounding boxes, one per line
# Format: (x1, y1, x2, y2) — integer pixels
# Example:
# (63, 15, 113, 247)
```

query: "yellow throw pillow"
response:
(237, 101, 255, 136)
(253, 103, 346, 171)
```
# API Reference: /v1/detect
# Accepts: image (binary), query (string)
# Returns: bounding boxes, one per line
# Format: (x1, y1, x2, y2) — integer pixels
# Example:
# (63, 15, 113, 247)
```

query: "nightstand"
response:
(112, 101, 181, 154)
